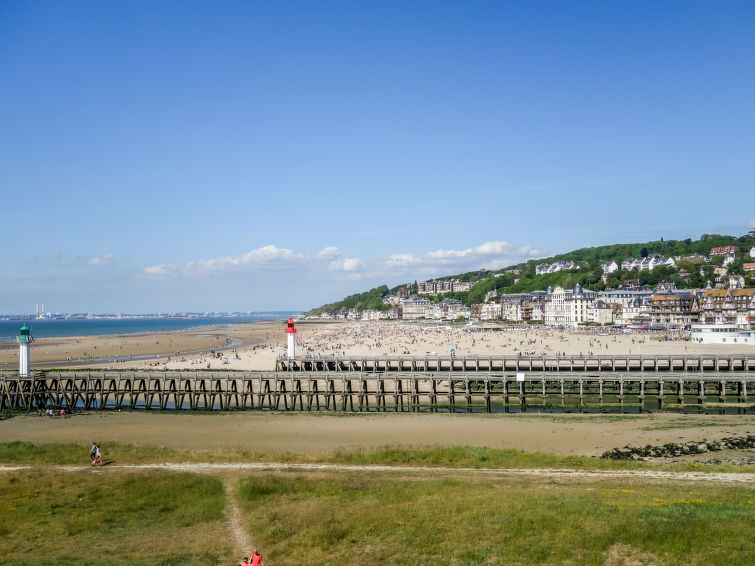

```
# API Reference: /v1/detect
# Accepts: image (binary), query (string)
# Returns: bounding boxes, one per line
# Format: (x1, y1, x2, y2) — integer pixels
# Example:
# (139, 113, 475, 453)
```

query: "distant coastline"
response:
(0, 313, 298, 343)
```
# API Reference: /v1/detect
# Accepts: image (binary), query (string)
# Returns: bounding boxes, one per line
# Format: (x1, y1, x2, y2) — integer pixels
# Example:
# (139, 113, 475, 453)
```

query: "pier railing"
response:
(275, 354, 755, 373)
(1, 370, 753, 413)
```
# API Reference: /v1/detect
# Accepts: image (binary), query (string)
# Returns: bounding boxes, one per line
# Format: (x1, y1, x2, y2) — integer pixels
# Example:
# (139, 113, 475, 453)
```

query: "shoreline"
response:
(2, 319, 754, 373)
(0, 319, 286, 371)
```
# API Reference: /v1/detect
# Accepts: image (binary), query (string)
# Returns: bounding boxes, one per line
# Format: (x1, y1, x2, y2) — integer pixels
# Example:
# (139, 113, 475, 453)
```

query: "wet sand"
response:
(1, 411, 753, 456)
(0, 320, 285, 371)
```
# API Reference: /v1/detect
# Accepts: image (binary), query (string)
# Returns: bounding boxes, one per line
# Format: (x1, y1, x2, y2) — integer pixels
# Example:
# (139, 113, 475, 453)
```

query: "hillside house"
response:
(601, 261, 619, 274)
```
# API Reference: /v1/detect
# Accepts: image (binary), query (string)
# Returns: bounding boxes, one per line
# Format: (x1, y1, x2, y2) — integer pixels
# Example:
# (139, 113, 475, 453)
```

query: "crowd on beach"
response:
(292, 323, 673, 359)
(146, 321, 710, 372)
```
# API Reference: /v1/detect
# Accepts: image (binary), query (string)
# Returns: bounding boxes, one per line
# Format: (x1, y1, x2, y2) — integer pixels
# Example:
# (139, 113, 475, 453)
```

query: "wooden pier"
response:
(275, 354, 755, 373)
(1, 370, 753, 413)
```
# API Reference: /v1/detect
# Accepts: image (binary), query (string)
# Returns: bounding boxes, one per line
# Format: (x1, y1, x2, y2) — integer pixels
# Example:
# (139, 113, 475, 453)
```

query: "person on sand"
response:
(250, 549, 264, 566)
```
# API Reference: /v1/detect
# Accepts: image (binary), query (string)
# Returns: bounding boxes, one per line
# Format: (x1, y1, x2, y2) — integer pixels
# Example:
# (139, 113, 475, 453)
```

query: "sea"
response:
(0, 313, 298, 343)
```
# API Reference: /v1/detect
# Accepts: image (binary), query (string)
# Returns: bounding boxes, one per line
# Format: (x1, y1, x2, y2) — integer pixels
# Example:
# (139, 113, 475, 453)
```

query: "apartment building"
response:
(535, 260, 576, 276)
(401, 298, 433, 319)
(418, 279, 474, 294)
(543, 284, 597, 327)
(649, 292, 699, 328)
(700, 288, 755, 328)
(621, 256, 676, 271)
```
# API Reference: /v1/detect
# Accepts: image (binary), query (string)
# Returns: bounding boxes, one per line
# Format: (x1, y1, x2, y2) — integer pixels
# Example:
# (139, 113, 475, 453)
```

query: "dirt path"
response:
(222, 477, 253, 558)
(2, 462, 753, 484)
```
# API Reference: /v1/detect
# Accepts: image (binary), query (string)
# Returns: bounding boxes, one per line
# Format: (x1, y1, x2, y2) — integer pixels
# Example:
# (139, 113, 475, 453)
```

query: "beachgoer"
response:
(250, 549, 264, 566)
(92, 444, 103, 466)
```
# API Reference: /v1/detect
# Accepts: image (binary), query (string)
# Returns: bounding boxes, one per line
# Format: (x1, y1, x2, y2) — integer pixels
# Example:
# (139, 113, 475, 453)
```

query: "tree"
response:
(641, 247, 649, 258)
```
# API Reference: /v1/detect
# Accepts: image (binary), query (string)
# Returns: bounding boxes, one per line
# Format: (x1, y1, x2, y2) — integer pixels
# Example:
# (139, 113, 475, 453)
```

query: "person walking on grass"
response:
(251, 548, 264, 566)
(89, 442, 97, 463)
(92, 444, 103, 466)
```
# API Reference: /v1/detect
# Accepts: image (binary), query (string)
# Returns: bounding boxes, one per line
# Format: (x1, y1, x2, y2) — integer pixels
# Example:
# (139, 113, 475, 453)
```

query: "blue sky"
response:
(1, 1, 754, 313)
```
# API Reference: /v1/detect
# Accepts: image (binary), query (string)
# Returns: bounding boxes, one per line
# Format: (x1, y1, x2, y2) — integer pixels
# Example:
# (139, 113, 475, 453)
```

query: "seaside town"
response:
(308, 245, 755, 339)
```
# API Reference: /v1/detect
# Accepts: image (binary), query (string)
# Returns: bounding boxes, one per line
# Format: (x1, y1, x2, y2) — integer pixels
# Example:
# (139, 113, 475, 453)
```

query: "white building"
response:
(587, 300, 615, 325)
(442, 298, 468, 319)
(544, 284, 597, 327)
(691, 324, 755, 345)
(402, 298, 433, 320)
(480, 302, 502, 320)
(613, 296, 652, 326)
(601, 261, 618, 274)
(621, 256, 675, 272)
(536, 260, 576, 276)
(418, 279, 475, 294)
(502, 299, 523, 322)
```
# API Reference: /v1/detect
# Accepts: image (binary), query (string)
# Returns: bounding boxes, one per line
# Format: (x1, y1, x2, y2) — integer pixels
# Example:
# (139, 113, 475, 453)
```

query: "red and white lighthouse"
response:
(285, 316, 297, 359)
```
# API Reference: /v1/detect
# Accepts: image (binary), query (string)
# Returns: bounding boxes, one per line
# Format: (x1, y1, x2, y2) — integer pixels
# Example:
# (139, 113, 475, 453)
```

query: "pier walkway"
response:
(275, 354, 755, 373)
(2, 369, 753, 413)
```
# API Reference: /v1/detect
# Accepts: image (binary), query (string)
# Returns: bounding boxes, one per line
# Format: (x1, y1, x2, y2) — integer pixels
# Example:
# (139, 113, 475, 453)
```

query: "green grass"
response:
(0, 470, 230, 565)
(237, 472, 755, 565)
(0, 441, 749, 472)
(1, 440, 753, 565)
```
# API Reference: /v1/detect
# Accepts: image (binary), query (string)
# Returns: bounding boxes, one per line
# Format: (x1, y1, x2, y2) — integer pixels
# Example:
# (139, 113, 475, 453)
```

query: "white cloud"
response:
(187, 245, 308, 274)
(748, 219, 755, 229)
(316, 246, 341, 259)
(141, 245, 330, 278)
(383, 254, 419, 267)
(142, 264, 176, 277)
(427, 241, 539, 260)
(329, 257, 363, 272)
(139, 239, 541, 282)
(368, 241, 541, 278)
(87, 253, 113, 266)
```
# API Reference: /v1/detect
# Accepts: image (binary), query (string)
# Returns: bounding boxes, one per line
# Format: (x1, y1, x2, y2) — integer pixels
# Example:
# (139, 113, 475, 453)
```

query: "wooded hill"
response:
(306, 233, 755, 314)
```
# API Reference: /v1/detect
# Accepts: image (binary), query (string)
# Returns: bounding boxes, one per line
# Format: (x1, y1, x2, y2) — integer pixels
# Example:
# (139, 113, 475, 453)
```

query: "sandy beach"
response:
(1, 411, 752, 456)
(2, 320, 754, 459)
(0, 319, 284, 371)
(157, 320, 755, 372)
(2, 320, 754, 373)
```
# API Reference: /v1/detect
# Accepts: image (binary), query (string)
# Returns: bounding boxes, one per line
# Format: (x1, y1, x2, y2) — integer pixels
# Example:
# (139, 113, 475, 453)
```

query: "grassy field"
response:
(238, 472, 755, 566)
(0, 470, 230, 566)
(1, 441, 754, 565)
